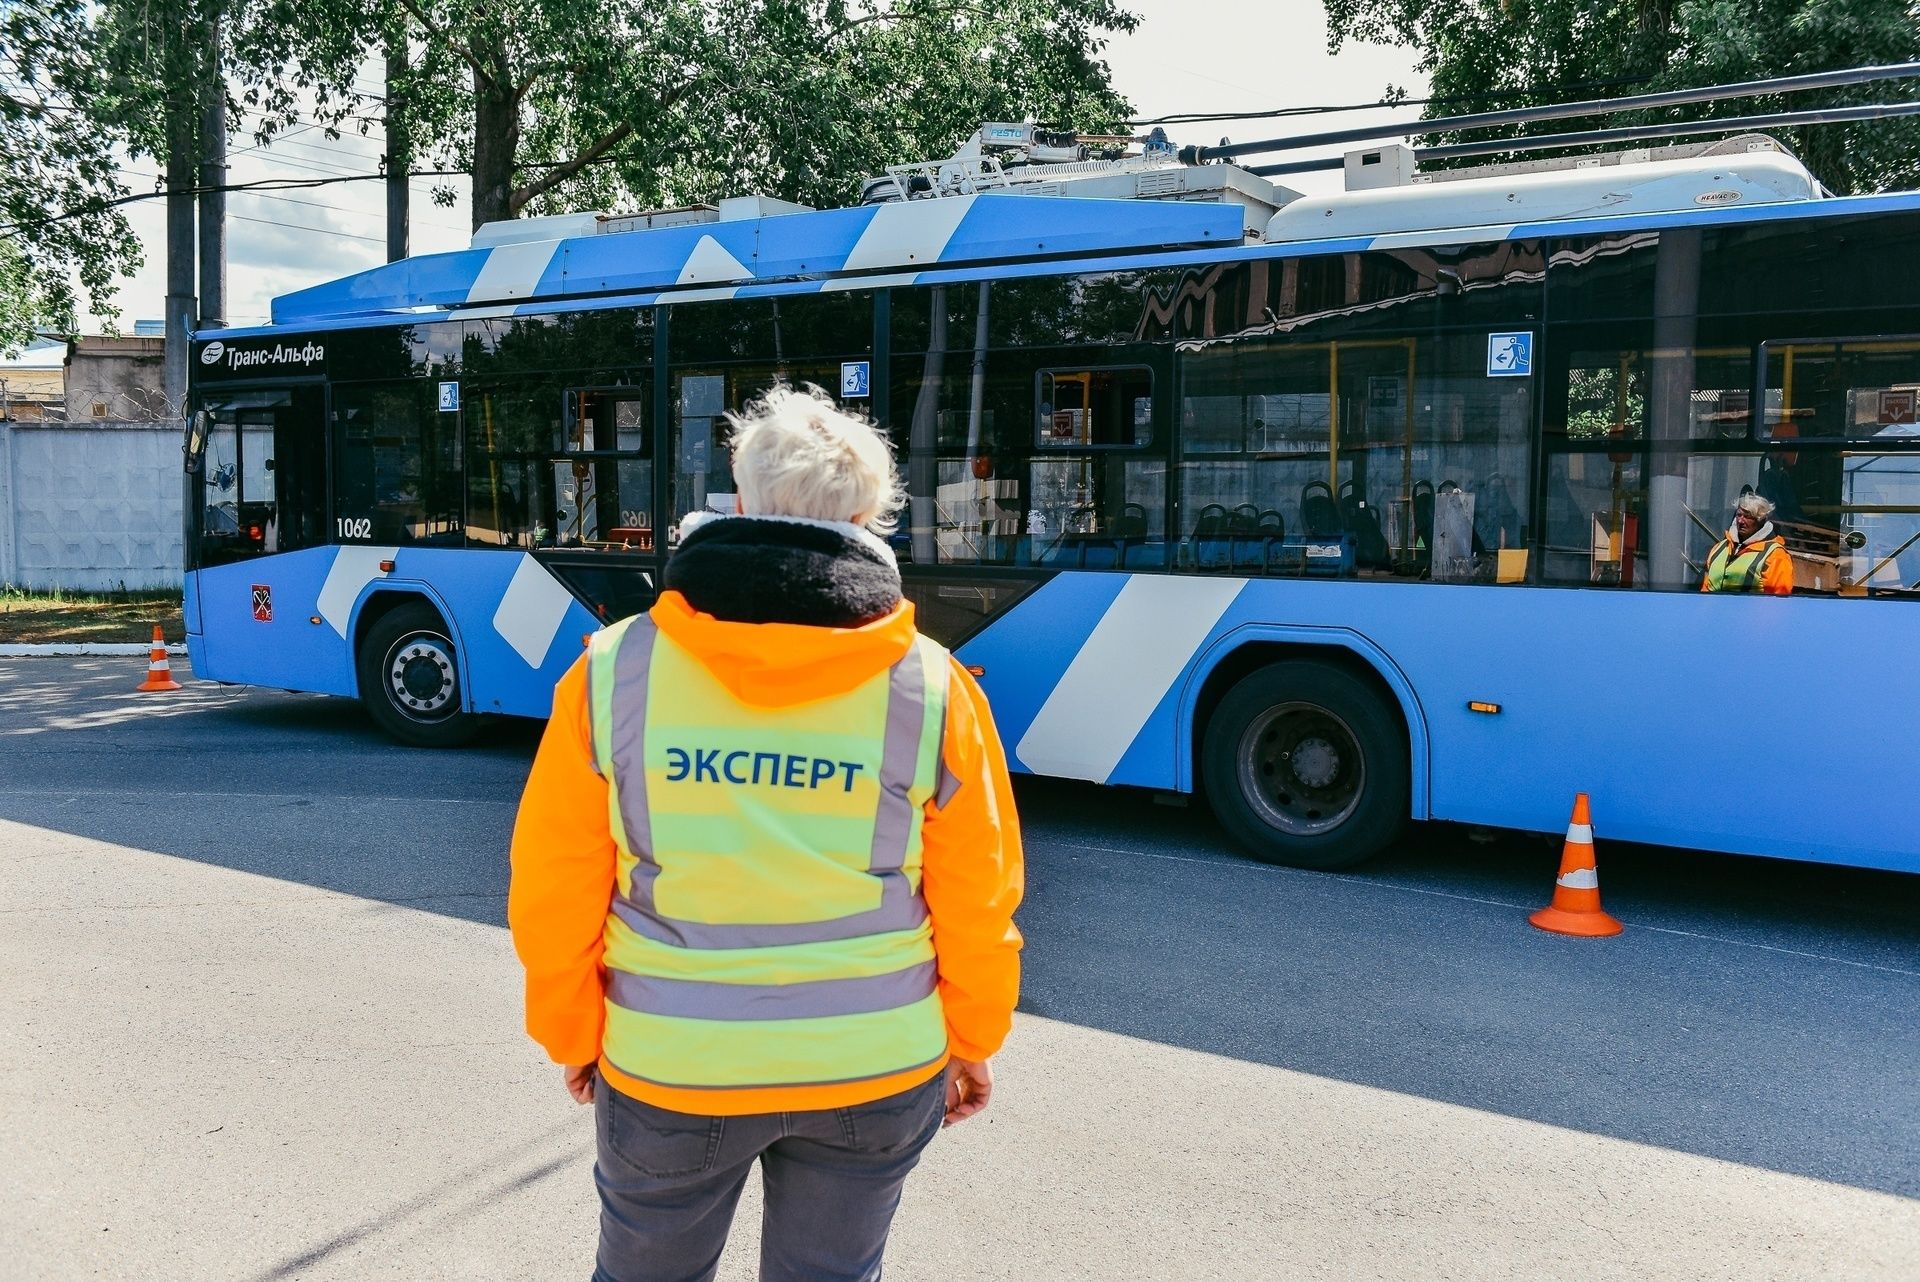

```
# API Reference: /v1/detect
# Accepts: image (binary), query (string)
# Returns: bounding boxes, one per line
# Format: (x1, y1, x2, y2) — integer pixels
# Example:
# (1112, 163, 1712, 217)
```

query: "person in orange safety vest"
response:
(1701, 491, 1794, 595)
(508, 384, 1023, 1282)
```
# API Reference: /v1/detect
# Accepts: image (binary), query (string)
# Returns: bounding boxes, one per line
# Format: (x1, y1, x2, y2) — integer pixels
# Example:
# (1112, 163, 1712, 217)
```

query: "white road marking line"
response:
(1051, 840, 1920, 979)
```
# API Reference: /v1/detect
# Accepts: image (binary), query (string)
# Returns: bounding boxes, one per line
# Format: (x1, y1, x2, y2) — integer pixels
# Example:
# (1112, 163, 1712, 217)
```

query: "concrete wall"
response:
(64, 336, 170, 424)
(0, 421, 183, 592)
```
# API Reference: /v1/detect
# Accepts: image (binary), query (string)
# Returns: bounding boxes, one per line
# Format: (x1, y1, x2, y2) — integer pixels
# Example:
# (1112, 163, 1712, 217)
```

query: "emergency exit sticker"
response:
(1487, 332, 1533, 377)
(251, 584, 272, 622)
(437, 381, 461, 412)
(840, 361, 871, 398)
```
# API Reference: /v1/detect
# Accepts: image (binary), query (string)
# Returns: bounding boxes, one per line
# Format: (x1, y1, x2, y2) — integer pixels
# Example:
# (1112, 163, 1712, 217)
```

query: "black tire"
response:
(1201, 660, 1408, 870)
(355, 601, 480, 748)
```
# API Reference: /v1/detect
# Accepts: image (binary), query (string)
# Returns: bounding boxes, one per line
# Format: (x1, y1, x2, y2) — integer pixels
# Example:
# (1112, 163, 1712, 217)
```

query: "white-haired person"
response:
(509, 384, 1024, 1282)
(1701, 490, 1794, 595)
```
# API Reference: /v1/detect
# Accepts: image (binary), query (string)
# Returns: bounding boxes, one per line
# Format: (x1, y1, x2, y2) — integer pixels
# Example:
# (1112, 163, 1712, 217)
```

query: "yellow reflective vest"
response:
(1702, 534, 1791, 594)
(585, 613, 952, 1093)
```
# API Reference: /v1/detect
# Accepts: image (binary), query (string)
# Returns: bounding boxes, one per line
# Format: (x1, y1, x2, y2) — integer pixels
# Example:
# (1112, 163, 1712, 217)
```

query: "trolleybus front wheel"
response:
(1202, 661, 1407, 870)
(356, 601, 480, 748)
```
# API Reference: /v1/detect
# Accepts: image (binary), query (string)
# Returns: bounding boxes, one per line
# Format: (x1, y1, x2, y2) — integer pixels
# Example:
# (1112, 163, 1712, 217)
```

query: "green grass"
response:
(0, 585, 185, 645)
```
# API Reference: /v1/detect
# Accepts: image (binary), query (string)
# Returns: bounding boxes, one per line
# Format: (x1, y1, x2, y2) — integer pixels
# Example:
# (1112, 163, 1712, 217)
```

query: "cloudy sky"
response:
(103, 2, 1428, 329)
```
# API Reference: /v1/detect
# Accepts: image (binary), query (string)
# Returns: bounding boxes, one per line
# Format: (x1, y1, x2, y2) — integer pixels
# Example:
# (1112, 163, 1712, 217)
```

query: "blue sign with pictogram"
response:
(840, 361, 871, 398)
(1487, 332, 1533, 378)
(437, 381, 461, 412)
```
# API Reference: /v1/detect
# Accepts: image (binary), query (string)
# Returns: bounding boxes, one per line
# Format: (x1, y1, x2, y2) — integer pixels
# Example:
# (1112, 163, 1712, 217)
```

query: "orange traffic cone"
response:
(1529, 793, 1622, 937)
(136, 624, 181, 693)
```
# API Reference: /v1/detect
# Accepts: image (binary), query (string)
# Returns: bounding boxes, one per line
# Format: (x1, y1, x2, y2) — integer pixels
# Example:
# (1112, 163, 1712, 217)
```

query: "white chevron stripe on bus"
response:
(1015, 575, 1246, 782)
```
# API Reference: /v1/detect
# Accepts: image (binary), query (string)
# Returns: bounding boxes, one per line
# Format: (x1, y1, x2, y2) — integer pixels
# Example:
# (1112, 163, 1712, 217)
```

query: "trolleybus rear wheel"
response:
(356, 601, 480, 748)
(1202, 661, 1407, 869)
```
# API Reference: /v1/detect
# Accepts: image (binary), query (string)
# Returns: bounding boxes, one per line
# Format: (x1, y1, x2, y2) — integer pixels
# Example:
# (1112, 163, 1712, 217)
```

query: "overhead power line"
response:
(228, 210, 387, 246)
(1189, 61, 1920, 162)
(1129, 75, 1661, 127)
(1, 167, 469, 236)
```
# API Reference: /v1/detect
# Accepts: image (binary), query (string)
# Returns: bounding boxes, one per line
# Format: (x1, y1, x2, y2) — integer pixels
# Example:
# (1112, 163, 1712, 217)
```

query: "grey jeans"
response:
(592, 1070, 946, 1282)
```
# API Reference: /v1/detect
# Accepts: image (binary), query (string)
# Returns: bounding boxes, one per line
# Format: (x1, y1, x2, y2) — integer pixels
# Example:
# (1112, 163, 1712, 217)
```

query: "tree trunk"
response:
(470, 66, 519, 229)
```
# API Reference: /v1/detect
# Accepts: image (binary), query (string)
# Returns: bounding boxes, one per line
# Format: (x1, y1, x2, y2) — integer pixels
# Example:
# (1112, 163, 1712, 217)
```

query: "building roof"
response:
(0, 339, 68, 371)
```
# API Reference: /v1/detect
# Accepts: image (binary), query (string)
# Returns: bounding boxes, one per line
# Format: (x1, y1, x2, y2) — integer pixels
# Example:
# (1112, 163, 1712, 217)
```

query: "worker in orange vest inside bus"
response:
(508, 384, 1024, 1282)
(1701, 491, 1794, 595)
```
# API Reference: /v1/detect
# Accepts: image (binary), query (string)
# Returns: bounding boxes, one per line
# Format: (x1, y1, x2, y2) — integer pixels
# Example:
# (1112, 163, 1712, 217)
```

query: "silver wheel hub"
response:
(1237, 701, 1366, 837)
(388, 635, 457, 718)
(1290, 737, 1339, 789)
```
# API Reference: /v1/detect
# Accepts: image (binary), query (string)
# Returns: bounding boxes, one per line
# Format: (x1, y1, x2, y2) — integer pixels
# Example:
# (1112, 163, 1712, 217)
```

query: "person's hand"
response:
(563, 1063, 596, 1104)
(943, 1056, 992, 1127)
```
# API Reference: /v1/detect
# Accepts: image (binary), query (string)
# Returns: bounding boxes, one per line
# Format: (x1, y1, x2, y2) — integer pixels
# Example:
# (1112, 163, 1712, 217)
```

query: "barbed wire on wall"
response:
(0, 383, 184, 424)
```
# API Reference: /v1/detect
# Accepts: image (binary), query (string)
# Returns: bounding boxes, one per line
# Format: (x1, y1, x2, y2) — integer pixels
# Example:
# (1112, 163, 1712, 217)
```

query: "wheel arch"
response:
(348, 583, 475, 714)
(1178, 625, 1431, 820)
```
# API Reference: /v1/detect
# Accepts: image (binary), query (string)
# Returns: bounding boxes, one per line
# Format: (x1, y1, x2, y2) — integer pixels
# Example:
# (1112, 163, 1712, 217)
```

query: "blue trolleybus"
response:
(185, 123, 1920, 873)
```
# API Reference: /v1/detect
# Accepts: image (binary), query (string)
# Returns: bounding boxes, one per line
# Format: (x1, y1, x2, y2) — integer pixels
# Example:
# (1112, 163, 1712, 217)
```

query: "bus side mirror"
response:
(184, 411, 210, 473)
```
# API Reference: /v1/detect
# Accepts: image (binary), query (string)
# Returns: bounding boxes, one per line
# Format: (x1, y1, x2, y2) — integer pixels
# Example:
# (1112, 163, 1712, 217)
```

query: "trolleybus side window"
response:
(1176, 328, 1533, 581)
(665, 294, 874, 531)
(331, 381, 463, 547)
(465, 383, 560, 549)
(190, 387, 326, 567)
(554, 387, 651, 549)
(1754, 338, 1920, 595)
(889, 277, 1171, 569)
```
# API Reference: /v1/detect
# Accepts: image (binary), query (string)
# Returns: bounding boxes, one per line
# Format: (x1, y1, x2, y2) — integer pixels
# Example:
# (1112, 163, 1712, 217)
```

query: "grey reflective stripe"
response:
(609, 618, 659, 861)
(869, 647, 927, 874)
(611, 870, 928, 949)
(1744, 543, 1775, 590)
(934, 758, 962, 809)
(584, 637, 603, 778)
(604, 1049, 949, 1092)
(606, 959, 937, 1022)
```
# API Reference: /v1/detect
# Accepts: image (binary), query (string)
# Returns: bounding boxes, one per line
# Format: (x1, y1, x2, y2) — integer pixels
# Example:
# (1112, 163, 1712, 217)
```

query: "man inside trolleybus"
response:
(1701, 492, 1794, 595)
(509, 385, 1024, 1282)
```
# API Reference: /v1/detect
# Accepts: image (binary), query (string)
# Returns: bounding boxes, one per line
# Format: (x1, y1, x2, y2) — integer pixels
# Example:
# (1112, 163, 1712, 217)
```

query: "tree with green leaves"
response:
(238, 0, 1138, 230)
(0, 1, 145, 355)
(1324, 0, 1920, 194)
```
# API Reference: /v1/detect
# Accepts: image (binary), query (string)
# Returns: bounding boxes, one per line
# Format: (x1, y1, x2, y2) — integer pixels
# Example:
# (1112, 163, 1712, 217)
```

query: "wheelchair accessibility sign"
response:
(840, 361, 871, 398)
(1487, 332, 1533, 377)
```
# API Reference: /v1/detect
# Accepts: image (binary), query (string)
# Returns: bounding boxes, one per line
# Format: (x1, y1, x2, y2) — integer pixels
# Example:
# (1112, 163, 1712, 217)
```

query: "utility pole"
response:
(198, 5, 228, 329)
(162, 97, 197, 418)
(385, 36, 409, 262)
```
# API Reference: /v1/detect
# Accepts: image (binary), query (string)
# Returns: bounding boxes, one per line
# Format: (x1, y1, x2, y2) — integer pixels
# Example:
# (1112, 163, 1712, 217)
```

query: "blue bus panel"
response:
(955, 573, 1917, 874)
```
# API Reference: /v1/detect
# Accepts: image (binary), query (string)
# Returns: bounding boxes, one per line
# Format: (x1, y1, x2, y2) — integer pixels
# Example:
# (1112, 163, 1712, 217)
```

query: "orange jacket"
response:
(1700, 532, 1794, 596)
(508, 590, 1024, 1115)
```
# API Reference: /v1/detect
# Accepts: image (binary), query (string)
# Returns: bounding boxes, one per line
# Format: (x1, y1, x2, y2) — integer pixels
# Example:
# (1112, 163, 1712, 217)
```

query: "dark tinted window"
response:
(332, 381, 464, 547)
(891, 272, 1181, 353)
(1547, 232, 1659, 323)
(1699, 213, 1920, 317)
(1138, 243, 1543, 343)
(670, 294, 871, 364)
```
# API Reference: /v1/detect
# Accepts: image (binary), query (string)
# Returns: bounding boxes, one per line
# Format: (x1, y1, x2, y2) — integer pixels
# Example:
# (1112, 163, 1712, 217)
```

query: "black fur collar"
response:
(664, 515, 902, 627)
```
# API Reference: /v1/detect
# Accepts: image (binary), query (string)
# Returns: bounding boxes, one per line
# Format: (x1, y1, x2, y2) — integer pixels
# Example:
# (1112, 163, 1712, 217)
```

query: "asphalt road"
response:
(1, 657, 1915, 1281)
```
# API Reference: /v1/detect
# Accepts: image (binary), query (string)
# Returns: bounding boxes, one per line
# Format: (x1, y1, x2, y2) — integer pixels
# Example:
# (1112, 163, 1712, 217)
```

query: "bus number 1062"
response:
(336, 517, 373, 540)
